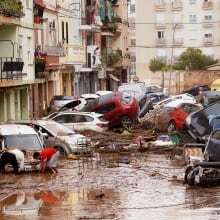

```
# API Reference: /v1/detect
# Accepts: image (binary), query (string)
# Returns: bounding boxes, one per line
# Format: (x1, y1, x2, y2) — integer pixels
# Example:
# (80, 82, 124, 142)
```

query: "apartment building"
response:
(0, 0, 35, 122)
(100, 0, 129, 91)
(128, 0, 136, 79)
(136, 0, 220, 83)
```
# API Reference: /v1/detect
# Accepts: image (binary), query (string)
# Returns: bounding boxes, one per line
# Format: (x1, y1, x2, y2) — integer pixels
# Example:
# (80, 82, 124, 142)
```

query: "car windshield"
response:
(42, 121, 75, 136)
(121, 93, 132, 104)
(4, 134, 42, 151)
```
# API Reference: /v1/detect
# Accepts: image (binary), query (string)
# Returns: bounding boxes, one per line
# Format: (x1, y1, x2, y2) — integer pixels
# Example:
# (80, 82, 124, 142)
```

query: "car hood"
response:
(58, 134, 87, 144)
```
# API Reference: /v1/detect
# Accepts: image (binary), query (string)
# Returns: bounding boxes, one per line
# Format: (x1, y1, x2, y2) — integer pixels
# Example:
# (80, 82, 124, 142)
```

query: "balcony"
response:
(154, 2, 166, 11)
(203, 1, 213, 10)
(87, 45, 101, 69)
(0, 57, 25, 81)
(101, 49, 123, 67)
(203, 37, 213, 46)
(155, 22, 166, 29)
(65, 45, 86, 64)
(202, 21, 213, 28)
(0, 0, 24, 18)
(171, 1, 183, 11)
(156, 38, 167, 46)
(173, 38, 184, 46)
(43, 45, 65, 57)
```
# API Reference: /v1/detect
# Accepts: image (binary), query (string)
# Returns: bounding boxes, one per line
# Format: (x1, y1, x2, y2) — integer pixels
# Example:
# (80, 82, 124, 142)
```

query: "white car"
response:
(154, 93, 196, 108)
(96, 90, 113, 96)
(80, 93, 99, 101)
(47, 112, 109, 132)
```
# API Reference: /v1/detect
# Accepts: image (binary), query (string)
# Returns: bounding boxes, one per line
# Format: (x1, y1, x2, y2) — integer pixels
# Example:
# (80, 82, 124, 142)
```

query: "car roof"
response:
(165, 100, 195, 108)
(0, 124, 37, 135)
(80, 94, 99, 99)
(56, 111, 103, 117)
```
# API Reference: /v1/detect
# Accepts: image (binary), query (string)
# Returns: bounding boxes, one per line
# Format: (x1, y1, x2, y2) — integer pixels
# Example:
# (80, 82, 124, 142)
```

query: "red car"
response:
(155, 101, 201, 132)
(81, 92, 139, 128)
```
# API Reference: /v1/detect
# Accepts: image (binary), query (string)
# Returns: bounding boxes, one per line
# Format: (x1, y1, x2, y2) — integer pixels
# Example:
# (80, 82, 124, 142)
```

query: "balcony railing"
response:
(203, 37, 213, 45)
(173, 38, 184, 46)
(203, 1, 213, 10)
(154, 2, 166, 11)
(202, 21, 213, 28)
(171, 1, 183, 11)
(43, 45, 65, 57)
(101, 48, 123, 67)
(0, 57, 25, 81)
(65, 45, 86, 64)
(0, 0, 24, 18)
(156, 38, 167, 46)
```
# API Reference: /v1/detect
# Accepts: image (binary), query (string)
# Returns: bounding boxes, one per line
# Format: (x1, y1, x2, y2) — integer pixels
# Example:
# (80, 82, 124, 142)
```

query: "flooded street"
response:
(1, 152, 220, 220)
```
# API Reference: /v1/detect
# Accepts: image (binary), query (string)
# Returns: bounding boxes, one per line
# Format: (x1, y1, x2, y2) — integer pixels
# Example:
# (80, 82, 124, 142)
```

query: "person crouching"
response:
(34, 147, 60, 174)
(0, 149, 25, 174)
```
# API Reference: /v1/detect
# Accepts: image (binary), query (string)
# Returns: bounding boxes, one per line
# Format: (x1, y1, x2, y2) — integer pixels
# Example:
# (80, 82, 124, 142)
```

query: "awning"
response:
(109, 74, 120, 82)
(34, 0, 45, 8)
(80, 68, 93, 72)
(101, 32, 114, 37)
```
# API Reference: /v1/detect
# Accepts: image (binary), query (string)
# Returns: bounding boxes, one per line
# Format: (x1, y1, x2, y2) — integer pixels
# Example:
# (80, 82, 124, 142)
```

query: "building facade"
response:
(136, 0, 220, 83)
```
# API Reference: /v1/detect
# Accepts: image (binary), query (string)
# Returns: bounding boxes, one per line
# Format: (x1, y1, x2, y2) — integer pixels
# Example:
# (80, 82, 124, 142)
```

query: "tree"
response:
(174, 48, 217, 71)
(149, 58, 166, 72)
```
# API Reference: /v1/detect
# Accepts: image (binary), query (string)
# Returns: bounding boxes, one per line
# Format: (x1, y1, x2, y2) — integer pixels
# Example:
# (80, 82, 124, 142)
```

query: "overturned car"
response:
(184, 129, 220, 186)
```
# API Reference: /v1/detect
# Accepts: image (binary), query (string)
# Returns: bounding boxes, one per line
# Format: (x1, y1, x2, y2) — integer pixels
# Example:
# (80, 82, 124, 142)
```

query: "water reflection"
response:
(0, 188, 119, 219)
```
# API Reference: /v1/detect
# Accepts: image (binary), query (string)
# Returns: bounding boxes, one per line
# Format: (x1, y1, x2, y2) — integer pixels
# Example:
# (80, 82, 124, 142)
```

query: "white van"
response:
(0, 124, 43, 172)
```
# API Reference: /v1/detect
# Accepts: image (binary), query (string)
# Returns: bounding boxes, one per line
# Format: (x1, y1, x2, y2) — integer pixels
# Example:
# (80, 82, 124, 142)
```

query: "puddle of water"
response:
(1, 154, 220, 219)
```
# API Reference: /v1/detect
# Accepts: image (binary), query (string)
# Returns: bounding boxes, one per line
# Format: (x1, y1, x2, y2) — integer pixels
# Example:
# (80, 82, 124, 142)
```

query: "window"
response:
(204, 33, 212, 38)
(130, 4, 135, 13)
(53, 115, 75, 123)
(66, 22, 69, 44)
(62, 21, 65, 42)
(95, 103, 116, 114)
(189, 15, 197, 22)
(204, 15, 212, 21)
(131, 39, 136, 46)
(157, 31, 165, 39)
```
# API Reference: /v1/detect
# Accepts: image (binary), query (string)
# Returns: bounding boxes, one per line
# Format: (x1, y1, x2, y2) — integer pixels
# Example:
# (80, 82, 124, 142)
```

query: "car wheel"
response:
(121, 116, 133, 129)
(168, 121, 176, 132)
(55, 146, 68, 157)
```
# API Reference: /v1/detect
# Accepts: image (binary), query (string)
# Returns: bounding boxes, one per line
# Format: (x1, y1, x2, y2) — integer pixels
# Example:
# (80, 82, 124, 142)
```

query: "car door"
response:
(52, 114, 75, 130)
(73, 115, 95, 131)
(34, 125, 55, 148)
(171, 104, 188, 129)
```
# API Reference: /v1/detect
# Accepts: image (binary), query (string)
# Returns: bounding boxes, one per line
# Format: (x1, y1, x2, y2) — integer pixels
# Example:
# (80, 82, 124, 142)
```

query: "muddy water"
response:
(0, 153, 220, 220)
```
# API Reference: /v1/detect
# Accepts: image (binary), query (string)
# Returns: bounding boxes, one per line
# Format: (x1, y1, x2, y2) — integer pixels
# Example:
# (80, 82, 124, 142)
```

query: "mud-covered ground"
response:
(0, 130, 219, 220)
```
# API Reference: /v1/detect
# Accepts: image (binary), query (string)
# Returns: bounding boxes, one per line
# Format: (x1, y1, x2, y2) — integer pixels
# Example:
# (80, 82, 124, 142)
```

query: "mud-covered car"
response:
(184, 129, 220, 186)
(155, 100, 201, 132)
(0, 124, 43, 172)
(13, 120, 90, 156)
(186, 101, 220, 142)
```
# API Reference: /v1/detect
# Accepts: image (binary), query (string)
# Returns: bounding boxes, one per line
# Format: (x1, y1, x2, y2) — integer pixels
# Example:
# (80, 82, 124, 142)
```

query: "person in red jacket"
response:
(34, 147, 60, 174)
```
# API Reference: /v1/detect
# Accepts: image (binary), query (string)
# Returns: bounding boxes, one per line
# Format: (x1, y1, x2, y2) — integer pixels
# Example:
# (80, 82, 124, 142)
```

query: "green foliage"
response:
(173, 48, 217, 70)
(149, 58, 166, 72)
(0, 0, 23, 18)
(108, 49, 122, 66)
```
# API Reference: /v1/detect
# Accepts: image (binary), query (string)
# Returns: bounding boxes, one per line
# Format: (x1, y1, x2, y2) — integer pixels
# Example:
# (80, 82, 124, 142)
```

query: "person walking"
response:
(34, 147, 60, 174)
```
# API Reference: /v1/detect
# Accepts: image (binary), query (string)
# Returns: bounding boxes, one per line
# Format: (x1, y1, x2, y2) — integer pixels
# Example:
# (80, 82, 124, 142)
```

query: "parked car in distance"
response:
(146, 92, 168, 104)
(49, 96, 75, 112)
(155, 100, 202, 132)
(203, 91, 220, 106)
(59, 98, 87, 112)
(186, 101, 220, 142)
(0, 124, 43, 172)
(81, 92, 139, 128)
(154, 93, 196, 108)
(13, 120, 89, 155)
(96, 90, 113, 96)
(182, 85, 210, 96)
(80, 94, 99, 102)
(145, 84, 163, 94)
(46, 112, 109, 133)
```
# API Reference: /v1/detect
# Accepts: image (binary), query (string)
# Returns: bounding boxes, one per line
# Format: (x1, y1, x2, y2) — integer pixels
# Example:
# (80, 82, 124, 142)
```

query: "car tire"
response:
(168, 120, 176, 132)
(55, 146, 68, 157)
(121, 116, 133, 129)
